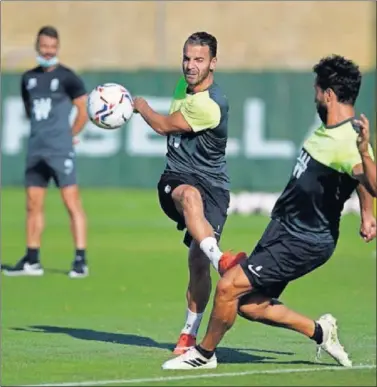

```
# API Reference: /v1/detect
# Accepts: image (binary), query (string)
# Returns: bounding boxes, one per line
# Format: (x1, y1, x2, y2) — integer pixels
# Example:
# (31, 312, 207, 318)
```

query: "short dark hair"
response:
(37, 26, 59, 41)
(185, 32, 217, 58)
(313, 54, 361, 105)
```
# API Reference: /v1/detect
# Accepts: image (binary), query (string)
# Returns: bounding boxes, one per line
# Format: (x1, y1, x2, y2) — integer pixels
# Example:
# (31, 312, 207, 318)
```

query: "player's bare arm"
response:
(356, 184, 376, 242)
(72, 94, 88, 136)
(133, 97, 192, 135)
(358, 156, 376, 196)
(352, 164, 375, 197)
(354, 114, 377, 196)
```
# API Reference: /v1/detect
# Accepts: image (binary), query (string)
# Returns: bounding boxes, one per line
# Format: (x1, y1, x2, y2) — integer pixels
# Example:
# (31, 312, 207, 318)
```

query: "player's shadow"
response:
(11, 325, 329, 366)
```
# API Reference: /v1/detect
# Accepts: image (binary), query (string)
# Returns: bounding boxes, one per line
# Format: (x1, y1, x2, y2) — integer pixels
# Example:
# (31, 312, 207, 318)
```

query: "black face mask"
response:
(316, 102, 328, 124)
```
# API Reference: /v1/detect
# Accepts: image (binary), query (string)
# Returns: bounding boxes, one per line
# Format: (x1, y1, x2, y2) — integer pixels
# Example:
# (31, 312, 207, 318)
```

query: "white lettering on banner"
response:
(2, 96, 312, 159)
(243, 98, 295, 158)
(71, 107, 120, 157)
(226, 138, 241, 157)
(1, 99, 120, 157)
(2, 97, 30, 155)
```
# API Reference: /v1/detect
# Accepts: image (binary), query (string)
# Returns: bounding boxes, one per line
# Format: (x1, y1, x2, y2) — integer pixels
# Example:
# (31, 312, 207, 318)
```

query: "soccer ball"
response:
(87, 83, 134, 129)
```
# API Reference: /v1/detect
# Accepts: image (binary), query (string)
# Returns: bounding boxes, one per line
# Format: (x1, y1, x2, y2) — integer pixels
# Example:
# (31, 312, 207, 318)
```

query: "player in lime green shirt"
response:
(133, 32, 245, 355)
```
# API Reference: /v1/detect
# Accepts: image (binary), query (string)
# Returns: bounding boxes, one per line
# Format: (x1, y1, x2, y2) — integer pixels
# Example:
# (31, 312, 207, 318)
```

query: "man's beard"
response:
(185, 68, 211, 87)
(316, 102, 328, 124)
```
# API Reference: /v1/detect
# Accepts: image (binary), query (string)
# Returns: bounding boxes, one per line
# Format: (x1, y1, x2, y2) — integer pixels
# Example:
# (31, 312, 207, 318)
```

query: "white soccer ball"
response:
(87, 83, 134, 129)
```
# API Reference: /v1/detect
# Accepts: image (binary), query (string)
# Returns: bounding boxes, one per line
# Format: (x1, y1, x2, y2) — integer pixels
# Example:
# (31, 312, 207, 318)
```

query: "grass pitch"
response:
(1, 188, 376, 386)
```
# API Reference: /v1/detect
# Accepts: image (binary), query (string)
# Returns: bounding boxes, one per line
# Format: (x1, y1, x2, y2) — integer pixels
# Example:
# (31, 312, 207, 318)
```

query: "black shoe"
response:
(68, 260, 89, 278)
(3, 256, 44, 277)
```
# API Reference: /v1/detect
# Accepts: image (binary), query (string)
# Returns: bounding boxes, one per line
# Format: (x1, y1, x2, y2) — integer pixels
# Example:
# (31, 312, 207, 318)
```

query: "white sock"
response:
(199, 237, 223, 271)
(181, 309, 203, 336)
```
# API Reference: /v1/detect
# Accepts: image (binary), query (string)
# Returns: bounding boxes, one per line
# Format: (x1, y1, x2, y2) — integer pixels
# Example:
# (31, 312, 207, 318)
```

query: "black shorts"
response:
(25, 155, 77, 188)
(240, 220, 335, 299)
(157, 172, 230, 247)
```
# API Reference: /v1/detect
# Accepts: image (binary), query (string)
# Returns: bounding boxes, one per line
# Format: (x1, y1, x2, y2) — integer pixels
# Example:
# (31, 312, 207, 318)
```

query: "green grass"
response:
(1, 188, 376, 386)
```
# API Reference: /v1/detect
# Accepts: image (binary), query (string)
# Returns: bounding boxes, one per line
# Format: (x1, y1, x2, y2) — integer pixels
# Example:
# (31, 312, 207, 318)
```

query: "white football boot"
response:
(3, 259, 44, 277)
(162, 346, 217, 370)
(316, 313, 352, 367)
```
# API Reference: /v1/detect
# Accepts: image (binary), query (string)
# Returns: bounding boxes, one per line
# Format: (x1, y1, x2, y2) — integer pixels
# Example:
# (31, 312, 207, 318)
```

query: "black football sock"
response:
(195, 345, 215, 359)
(26, 248, 40, 264)
(75, 249, 86, 263)
(310, 321, 324, 344)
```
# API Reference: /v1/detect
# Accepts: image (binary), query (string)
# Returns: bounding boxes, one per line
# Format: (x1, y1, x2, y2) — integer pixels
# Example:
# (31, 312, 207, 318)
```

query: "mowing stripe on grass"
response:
(23, 364, 376, 387)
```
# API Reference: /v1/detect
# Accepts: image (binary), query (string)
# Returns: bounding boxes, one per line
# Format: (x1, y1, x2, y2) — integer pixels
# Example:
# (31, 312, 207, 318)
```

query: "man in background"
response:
(3, 26, 89, 278)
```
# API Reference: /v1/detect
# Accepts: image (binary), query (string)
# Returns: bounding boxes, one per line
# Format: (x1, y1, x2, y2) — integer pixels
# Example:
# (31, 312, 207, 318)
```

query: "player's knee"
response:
(215, 277, 235, 301)
(66, 201, 84, 217)
(180, 186, 202, 209)
(61, 187, 84, 215)
(26, 196, 43, 215)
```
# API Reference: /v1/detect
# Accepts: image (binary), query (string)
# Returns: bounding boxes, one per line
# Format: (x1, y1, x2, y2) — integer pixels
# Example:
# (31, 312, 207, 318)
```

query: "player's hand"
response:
(133, 97, 147, 114)
(354, 114, 370, 155)
(360, 214, 376, 243)
(73, 137, 80, 145)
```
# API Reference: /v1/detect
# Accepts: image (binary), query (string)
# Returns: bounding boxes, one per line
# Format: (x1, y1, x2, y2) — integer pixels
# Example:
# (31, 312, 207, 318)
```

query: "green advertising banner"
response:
(1, 71, 375, 191)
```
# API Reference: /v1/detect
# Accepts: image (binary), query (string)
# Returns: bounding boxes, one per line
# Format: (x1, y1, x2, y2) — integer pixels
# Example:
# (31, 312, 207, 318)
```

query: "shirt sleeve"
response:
(20, 74, 31, 119)
(65, 70, 87, 100)
(338, 130, 375, 177)
(180, 92, 221, 132)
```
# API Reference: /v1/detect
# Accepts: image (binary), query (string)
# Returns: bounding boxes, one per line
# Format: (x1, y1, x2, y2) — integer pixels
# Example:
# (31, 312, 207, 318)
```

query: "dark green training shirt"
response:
(164, 77, 230, 190)
(272, 118, 375, 244)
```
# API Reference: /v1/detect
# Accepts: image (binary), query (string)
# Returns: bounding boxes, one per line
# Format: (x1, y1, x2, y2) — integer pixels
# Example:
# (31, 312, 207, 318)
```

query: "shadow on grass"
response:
(12, 325, 331, 366)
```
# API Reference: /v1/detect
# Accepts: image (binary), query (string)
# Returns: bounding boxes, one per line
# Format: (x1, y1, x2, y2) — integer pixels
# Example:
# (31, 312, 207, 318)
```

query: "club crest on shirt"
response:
(50, 78, 59, 92)
(26, 78, 37, 90)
